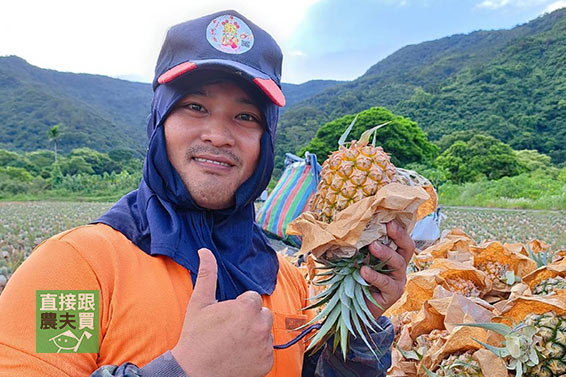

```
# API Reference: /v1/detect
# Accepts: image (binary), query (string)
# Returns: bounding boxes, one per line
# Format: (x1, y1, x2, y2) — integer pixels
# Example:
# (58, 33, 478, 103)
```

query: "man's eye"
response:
(238, 113, 259, 122)
(183, 103, 204, 112)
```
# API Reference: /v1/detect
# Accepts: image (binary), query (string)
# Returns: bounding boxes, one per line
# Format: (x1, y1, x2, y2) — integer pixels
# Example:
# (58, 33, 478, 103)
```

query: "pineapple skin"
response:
(309, 142, 397, 223)
(524, 312, 566, 377)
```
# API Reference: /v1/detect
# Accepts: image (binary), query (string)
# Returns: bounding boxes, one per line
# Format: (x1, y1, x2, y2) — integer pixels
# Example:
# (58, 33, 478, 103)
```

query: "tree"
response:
(47, 124, 62, 162)
(436, 134, 523, 183)
(299, 107, 438, 167)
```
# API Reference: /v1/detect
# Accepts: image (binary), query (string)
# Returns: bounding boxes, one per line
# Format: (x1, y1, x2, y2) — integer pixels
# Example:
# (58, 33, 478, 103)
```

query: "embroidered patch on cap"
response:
(206, 14, 254, 54)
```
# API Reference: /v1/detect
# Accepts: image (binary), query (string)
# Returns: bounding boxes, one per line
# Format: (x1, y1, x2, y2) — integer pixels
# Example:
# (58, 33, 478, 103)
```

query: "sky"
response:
(1, 0, 565, 84)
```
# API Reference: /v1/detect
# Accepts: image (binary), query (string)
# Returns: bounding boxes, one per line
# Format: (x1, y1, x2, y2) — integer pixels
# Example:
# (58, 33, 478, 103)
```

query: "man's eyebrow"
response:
(184, 91, 255, 106)
(237, 97, 256, 106)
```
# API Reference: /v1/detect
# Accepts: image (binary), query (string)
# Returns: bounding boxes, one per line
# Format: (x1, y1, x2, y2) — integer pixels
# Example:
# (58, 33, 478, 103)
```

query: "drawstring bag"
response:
(256, 152, 321, 247)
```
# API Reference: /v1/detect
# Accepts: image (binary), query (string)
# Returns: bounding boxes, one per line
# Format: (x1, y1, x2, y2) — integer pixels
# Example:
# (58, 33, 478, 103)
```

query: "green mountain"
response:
(2, 8, 566, 172)
(276, 8, 566, 173)
(0, 56, 152, 155)
(0, 56, 340, 155)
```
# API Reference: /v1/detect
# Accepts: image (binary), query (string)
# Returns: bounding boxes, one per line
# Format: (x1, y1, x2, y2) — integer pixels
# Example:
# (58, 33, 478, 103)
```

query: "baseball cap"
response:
(153, 10, 286, 107)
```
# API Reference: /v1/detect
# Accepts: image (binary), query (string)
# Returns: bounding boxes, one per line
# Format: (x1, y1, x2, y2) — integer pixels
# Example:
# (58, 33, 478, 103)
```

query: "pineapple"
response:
(444, 277, 481, 297)
(434, 351, 483, 377)
(295, 117, 432, 360)
(477, 261, 509, 284)
(309, 140, 396, 223)
(524, 312, 566, 377)
(533, 276, 566, 296)
(461, 311, 566, 377)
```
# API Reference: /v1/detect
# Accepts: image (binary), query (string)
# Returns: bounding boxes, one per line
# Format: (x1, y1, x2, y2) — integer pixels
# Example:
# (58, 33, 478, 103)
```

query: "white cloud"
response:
(0, 0, 320, 83)
(477, 0, 550, 9)
(544, 0, 566, 11)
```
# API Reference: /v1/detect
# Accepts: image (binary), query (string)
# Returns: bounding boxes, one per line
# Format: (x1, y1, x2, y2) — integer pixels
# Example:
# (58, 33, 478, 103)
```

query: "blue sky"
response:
(283, 0, 566, 82)
(1, 0, 565, 84)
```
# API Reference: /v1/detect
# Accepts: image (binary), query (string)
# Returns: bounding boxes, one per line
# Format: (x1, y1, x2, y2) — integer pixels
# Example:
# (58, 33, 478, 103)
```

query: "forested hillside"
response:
(2, 8, 566, 174)
(0, 56, 152, 155)
(276, 8, 566, 173)
(0, 57, 339, 154)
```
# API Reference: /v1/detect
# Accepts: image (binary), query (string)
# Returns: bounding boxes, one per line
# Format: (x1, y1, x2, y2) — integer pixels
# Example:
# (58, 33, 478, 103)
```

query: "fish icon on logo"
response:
(49, 329, 92, 353)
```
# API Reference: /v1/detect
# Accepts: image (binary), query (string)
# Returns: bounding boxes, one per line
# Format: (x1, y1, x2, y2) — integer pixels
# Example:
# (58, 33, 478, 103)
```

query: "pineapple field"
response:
(1, 201, 566, 376)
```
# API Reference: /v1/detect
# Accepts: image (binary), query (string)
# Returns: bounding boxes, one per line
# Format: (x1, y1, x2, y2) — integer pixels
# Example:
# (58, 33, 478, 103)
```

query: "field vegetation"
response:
(1, 202, 564, 294)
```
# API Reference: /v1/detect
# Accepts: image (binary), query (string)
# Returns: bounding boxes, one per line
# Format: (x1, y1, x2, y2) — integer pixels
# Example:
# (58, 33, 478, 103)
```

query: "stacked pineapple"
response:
(386, 230, 566, 377)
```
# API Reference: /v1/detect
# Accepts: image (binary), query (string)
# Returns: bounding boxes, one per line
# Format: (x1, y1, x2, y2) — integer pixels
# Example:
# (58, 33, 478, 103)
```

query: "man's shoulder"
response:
(33, 223, 140, 269)
(47, 223, 131, 249)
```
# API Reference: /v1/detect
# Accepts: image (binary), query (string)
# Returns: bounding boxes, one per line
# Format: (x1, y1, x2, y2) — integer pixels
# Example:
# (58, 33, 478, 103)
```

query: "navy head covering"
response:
(95, 10, 285, 301)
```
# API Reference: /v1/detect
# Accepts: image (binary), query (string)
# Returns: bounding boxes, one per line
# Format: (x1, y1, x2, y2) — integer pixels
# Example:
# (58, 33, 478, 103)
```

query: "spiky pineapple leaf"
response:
(362, 285, 384, 311)
(455, 322, 512, 337)
(472, 337, 510, 358)
(306, 305, 341, 352)
(352, 291, 379, 333)
(339, 317, 348, 361)
(307, 282, 339, 302)
(396, 345, 422, 361)
(300, 291, 341, 329)
(340, 296, 355, 334)
(422, 366, 438, 377)
(338, 115, 358, 147)
(354, 283, 381, 329)
(350, 306, 378, 359)
(314, 273, 345, 286)
(344, 274, 355, 298)
(352, 268, 370, 286)
(339, 283, 352, 310)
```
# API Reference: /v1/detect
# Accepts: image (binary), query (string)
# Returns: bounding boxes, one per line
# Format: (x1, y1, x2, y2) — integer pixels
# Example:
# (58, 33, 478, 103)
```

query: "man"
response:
(0, 10, 414, 377)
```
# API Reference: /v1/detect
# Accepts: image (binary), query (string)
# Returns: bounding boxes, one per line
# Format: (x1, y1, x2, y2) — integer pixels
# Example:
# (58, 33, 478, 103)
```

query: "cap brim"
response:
(157, 59, 285, 107)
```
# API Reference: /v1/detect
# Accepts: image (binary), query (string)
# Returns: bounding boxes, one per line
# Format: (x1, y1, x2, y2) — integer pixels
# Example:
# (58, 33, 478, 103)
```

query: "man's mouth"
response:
(193, 157, 233, 167)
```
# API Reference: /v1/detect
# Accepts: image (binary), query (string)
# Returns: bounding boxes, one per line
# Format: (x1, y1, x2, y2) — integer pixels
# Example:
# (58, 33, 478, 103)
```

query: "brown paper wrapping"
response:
(474, 349, 509, 377)
(522, 263, 566, 290)
(417, 326, 488, 376)
(287, 183, 430, 259)
(498, 295, 566, 323)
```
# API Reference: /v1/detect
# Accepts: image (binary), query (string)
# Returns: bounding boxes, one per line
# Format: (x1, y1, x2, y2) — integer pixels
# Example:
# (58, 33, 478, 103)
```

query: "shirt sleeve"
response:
(0, 236, 102, 377)
(89, 351, 188, 377)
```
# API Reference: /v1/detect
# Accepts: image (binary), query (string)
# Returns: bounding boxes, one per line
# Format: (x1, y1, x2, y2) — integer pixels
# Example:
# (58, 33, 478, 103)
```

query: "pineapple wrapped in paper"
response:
(287, 116, 435, 359)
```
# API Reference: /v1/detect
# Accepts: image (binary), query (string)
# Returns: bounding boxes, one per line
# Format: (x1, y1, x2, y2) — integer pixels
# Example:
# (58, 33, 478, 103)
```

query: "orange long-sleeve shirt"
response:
(0, 223, 313, 377)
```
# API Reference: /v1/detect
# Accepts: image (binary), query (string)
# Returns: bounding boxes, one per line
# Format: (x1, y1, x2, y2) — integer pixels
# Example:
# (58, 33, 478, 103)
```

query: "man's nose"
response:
(200, 117, 235, 147)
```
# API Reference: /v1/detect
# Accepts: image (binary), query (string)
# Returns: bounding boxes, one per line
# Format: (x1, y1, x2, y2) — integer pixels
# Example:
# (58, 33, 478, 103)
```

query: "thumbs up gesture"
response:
(171, 248, 274, 377)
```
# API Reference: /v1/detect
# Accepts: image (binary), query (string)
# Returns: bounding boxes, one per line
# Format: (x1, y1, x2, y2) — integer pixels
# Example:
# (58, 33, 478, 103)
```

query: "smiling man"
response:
(0, 10, 413, 377)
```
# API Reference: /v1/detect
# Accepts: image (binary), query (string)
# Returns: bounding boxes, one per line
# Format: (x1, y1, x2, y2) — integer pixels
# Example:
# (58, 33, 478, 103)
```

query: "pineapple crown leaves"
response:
(527, 244, 557, 268)
(298, 251, 388, 361)
(422, 358, 483, 377)
(454, 321, 540, 377)
(337, 113, 392, 148)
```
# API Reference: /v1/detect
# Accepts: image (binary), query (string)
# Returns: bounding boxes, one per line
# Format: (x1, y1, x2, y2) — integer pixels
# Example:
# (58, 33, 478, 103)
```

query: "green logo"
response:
(36, 290, 99, 353)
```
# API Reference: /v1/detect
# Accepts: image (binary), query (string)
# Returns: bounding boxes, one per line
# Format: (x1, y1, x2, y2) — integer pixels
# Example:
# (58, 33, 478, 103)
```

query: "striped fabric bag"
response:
(256, 152, 321, 247)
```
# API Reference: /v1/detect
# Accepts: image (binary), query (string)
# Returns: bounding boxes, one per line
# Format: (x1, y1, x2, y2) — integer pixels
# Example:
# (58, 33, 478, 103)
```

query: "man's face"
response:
(164, 81, 264, 209)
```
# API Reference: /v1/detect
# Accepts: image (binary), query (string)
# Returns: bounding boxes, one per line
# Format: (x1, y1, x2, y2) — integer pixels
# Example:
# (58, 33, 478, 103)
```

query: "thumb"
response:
(189, 248, 218, 310)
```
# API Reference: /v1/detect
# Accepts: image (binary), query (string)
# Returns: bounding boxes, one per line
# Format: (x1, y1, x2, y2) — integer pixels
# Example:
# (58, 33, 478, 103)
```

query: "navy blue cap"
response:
(153, 10, 285, 107)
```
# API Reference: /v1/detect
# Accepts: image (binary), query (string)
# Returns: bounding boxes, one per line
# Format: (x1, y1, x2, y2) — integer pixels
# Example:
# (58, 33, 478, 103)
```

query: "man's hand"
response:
(171, 248, 274, 377)
(360, 221, 415, 319)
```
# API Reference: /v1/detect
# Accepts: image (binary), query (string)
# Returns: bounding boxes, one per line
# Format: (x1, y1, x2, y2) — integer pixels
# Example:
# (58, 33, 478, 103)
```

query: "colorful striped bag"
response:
(256, 152, 321, 247)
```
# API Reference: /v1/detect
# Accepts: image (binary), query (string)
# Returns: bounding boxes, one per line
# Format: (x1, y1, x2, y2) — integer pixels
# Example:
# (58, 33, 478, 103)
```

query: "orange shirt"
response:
(0, 224, 313, 377)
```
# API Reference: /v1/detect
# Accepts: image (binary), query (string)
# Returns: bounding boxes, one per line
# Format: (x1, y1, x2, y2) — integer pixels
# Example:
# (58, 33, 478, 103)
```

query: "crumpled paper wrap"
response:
(497, 295, 566, 324)
(287, 183, 430, 259)
(389, 293, 506, 377)
(522, 261, 566, 293)
(472, 241, 537, 291)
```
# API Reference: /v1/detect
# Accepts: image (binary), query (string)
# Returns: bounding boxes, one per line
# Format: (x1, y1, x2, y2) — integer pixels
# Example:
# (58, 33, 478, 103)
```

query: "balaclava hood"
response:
(96, 10, 284, 300)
